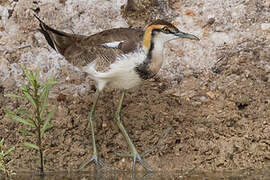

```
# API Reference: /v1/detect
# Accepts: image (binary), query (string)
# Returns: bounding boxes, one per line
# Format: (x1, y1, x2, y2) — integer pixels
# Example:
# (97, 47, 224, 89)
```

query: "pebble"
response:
(200, 96, 207, 102)
(207, 91, 215, 99)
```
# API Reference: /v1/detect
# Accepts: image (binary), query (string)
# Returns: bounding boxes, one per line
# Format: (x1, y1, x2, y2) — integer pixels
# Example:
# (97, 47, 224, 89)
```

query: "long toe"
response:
(79, 155, 108, 170)
(133, 154, 153, 172)
(116, 152, 153, 172)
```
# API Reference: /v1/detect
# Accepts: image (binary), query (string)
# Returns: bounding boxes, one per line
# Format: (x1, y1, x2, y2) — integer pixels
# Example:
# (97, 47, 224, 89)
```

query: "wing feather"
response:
(34, 16, 144, 71)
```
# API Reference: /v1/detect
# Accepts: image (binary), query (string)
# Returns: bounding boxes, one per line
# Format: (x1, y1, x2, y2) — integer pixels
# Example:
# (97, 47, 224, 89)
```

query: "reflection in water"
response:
(2, 167, 270, 180)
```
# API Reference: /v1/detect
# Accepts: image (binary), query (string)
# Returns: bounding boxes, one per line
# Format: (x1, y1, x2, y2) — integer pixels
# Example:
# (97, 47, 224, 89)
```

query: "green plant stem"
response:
(37, 123, 44, 175)
(33, 81, 44, 175)
(38, 134, 44, 175)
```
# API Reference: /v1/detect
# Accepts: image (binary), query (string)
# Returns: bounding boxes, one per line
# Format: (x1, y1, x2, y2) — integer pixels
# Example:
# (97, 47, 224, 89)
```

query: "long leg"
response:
(80, 90, 105, 170)
(114, 90, 153, 172)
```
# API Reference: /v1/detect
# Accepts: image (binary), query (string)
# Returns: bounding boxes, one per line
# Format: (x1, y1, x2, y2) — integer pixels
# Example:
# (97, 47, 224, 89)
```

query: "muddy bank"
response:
(0, 0, 269, 174)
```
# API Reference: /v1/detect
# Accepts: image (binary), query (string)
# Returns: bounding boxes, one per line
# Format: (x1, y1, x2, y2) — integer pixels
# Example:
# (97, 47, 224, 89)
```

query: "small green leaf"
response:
(40, 103, 49, 119)
(23, 91, 37, 109)
(5, 109, 35, 127)
(30, 71, 34, 80)
(21, 83, 28, 92)
(4, 94, 24, 98)
(0, 138, 4, 146)
(4, 147, 14, 157)
(41, 125, 53, 138)
(16, 109, 34, 120)
(24, 142, 39, 150)
(40, 87, 49, 118)
(19, 128, 35, 136)
(21, 65, 32, 83)
(41, 79, 57, 89)
(41, 109, 55, 137)
(16, 108, 31, 115)
(21, 65, 32, 81)
(40, 86, 49, 100)
(44, 124, 53, 132)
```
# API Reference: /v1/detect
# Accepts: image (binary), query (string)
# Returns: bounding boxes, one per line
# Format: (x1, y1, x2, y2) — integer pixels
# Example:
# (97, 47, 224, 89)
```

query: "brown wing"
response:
(67, 45, 124, 72)
(60, 28, 144, 71)
(62, 37, 142, 72)
(35, 15, 144, 69)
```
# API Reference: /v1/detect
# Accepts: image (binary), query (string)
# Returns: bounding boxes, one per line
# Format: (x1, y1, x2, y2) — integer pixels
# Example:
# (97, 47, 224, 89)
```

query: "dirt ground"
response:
(0, 0, 270, 175)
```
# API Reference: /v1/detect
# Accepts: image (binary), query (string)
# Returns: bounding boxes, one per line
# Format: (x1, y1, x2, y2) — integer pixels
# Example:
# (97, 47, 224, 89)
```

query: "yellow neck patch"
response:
(143, 24, 163, 50)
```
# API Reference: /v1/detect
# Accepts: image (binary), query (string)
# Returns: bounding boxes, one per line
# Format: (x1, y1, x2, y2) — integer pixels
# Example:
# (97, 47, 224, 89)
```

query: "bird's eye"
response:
(162, 27, 169, 33)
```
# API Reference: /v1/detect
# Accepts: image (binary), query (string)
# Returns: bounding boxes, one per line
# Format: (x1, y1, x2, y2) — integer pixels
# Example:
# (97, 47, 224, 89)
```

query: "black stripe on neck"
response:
(147, 40, 154, 60)
(147, 28, 160, 60)
(135, 32, 157, 80)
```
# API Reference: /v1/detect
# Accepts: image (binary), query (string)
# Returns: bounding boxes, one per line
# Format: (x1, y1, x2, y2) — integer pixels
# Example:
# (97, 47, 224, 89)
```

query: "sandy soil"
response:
(0, 0, 269, 174)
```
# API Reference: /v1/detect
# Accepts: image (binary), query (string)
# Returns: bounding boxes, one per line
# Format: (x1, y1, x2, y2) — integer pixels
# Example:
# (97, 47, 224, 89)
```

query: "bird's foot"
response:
(116, 152, 153, 172)
(79, 154, 109, 170)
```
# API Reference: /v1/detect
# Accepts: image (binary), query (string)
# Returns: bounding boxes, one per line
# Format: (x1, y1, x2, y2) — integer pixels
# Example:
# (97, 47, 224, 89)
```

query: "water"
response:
(2, 167, 269, 180)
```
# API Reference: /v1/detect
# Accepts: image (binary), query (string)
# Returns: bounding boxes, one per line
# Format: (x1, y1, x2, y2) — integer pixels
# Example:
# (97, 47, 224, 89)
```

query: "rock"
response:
(261, 23, 270, 32)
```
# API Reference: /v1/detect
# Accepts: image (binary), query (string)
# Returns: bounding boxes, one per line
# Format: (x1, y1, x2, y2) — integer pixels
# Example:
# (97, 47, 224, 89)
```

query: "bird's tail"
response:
(33, 14, 81, 55)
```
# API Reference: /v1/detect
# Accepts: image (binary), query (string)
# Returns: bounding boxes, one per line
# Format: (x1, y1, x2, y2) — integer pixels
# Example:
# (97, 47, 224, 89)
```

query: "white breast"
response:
(83, 50, 147, 91)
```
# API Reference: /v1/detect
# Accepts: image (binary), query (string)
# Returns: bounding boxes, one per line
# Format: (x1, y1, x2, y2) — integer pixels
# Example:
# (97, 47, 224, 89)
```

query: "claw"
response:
(90, 155, 105, 167)
(133, 154, 153, 172)
(116, 152, 153, 172)
(79, 155, 109, 170)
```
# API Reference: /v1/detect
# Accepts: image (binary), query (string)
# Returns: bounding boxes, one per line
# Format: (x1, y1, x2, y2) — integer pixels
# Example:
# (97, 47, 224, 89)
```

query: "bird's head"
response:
(143, 20, 199, 51)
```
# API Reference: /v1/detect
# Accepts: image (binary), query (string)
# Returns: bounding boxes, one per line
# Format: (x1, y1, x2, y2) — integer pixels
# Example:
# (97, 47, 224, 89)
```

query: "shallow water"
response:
(2, 167, 270, 180)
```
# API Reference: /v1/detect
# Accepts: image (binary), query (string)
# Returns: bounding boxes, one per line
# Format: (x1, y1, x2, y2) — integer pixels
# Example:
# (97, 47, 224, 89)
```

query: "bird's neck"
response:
(145, 39, 164, 74)
(135, 31, 165, 79)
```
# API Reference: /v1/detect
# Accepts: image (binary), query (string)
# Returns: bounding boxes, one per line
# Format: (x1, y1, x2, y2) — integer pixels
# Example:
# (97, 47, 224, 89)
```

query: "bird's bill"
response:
(175, 31, 200, 40)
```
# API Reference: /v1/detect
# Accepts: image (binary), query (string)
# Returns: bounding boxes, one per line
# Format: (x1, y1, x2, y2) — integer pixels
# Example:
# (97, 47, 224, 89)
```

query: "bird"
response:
(34, 14, 199, 172)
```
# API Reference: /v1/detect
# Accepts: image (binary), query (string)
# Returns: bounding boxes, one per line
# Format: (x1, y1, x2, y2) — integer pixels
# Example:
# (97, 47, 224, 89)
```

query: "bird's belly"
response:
(83, 51, 146, 91)
(100, 51, 145, 90)
(108, 68, 142, 89)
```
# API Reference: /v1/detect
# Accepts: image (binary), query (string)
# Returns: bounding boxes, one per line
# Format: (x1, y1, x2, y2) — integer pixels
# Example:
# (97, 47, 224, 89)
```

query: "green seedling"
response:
(0, 138, 14, 177)
(4, 64, 57, 175)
